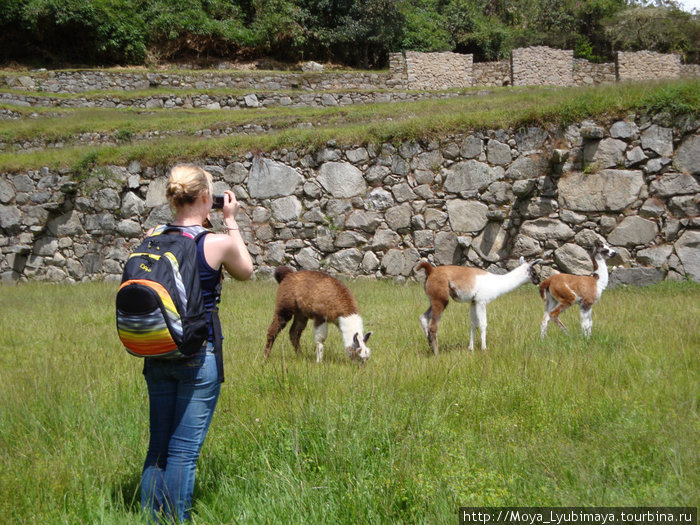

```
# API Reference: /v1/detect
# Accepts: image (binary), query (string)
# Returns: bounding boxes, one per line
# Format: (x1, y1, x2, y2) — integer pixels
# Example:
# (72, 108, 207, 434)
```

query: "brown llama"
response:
(416, 257, 542, 355)
(539, 239, 617, 338)
(264, 266, 372, 363)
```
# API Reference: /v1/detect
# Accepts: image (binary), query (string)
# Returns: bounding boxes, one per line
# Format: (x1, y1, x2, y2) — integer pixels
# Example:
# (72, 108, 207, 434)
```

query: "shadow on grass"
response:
(113, 471, 142, 514)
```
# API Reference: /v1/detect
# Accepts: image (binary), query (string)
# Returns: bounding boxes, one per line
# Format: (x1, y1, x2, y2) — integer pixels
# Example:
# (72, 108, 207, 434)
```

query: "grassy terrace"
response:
(0, 79, 698, 172)
(0, 89, 453, 145)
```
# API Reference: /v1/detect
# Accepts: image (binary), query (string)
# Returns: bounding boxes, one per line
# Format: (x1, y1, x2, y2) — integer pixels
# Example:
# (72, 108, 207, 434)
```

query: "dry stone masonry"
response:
(2, 112, 698, 287)
(393, 51, 473, 90)
(0, 70, 393, 94)
(0, 89, 464, 112)
(616, 51, 681, 82)
(511, 47, 574, 87)
(3, 49, 696, 98)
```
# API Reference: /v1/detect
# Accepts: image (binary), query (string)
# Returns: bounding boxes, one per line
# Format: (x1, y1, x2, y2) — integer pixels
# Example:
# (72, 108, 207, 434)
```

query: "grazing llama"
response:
(416, 257, 542, 355)
(264, 266, 372, 363)
(539, 240, 617, 338)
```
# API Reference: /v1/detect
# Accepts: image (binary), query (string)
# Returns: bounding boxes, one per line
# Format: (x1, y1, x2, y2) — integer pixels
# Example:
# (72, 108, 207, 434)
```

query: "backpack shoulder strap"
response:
(149, 224, 169, 237)
(151, 224, 212, 241)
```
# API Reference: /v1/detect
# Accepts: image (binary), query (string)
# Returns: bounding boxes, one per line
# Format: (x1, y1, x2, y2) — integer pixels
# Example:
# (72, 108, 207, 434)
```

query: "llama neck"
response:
(477, 265, 529, 302)
(338, 314, 364, 349)
(593, 254, 610, 293)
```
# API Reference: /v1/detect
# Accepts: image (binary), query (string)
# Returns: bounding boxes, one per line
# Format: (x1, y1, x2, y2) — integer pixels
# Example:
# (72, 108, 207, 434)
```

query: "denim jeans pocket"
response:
(144, 342, 217, 384)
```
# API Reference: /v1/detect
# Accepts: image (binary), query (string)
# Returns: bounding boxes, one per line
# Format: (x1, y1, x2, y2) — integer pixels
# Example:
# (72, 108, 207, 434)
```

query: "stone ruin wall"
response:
(572, 59, 616, 86)
(472, 61, 511, 87)
(2, 113, 699, 287)
(511, 47, 574, 87)
(388, 53, 406, 88)
(681, 64, 700, 78)
(3, 50, 696, 95)
(392, 52, 473, 90)
(0, 70, 395, 94)
(617, 51, 681, 81)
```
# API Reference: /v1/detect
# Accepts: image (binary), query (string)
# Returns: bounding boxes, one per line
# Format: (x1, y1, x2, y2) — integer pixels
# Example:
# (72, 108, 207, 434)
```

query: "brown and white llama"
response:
(416, 257, 542, 355)
(264, 266, 372, 363)
(539, 239, 617, 338)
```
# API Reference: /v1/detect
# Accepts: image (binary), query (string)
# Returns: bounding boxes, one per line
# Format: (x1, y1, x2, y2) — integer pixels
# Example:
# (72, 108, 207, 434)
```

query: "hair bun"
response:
(166, 164, 213, 208)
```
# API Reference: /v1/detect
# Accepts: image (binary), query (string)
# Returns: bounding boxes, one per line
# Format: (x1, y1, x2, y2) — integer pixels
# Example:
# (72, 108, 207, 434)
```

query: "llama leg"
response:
(541, 293, 556, 337)
(540, 311, 550, 337)
(289, 314, 309, 354)
(427, 300, 447, 356)
(550, 304, 569, 335)
(313, 320, 328, 363)
(469, 303, 478, 351)
(419, 307, 432, 338)
(475, 302, 487, 350)
(580, 305, 593, 337)
(264, 310, 293, 358)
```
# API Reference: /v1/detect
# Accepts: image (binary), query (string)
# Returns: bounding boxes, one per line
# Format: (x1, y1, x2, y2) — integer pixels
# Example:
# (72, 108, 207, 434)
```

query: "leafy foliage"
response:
(0, 0, 698, 67)
(604, 6, 700, 62)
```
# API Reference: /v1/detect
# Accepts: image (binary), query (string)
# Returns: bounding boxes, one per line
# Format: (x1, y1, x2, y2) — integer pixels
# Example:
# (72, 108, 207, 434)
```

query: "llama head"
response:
(350, 332, 372, 363)
(520, 256, 543, 285)
(594, 239, 617, 259)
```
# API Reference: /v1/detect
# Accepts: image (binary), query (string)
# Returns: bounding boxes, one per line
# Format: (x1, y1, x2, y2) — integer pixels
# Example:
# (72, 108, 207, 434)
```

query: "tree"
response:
(300, 0, 404, 67)
(399, 0, 452, 52)
(604, 5, 699, 61)
(444, 0, 515, 60)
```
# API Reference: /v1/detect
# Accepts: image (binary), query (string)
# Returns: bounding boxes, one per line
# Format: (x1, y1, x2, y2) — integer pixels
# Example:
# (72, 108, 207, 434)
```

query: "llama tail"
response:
(539, 278, 552, 300)
(274, 266, 295, 284)
(416, 261, 434, 276)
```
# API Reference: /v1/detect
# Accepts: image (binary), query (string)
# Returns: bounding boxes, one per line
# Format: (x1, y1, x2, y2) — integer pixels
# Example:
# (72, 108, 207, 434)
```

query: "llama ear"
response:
(519, 256, 525, 265)
(364, 332, 372, 343)
(531, 258, 543, 266)
(353, 332, 361, 348)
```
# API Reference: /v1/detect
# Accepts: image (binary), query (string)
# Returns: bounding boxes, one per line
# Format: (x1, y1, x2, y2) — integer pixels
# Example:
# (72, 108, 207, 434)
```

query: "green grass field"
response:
(0, 278, 698, 523)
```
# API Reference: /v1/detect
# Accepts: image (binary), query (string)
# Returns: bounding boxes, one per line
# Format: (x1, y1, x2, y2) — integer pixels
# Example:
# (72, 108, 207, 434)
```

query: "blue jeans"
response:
(141, 343, 221, 523)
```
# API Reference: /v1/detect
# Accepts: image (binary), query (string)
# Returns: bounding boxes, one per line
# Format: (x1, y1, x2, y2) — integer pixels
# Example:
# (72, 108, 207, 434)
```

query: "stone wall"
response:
(511, 47, 574, 87)
(388, 54, 406, 89)
(404, 52, 473, 90)
(572, 59, 616, 85)
(680, 64, 700, 78)
(617, 51, 681, 81)
(473, 61, 511, 87)
(0, 89, 465, 111)
(0, 70, 393, 93)
(2, 113, 699, 287)
(3, 49, 696, 96)
(388, 52, 474, 90)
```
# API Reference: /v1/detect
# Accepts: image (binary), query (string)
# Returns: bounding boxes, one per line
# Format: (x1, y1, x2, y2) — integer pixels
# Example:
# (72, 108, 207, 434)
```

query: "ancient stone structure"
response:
(3, 49, 695, 97)
(617, 51, 681, 81)
(572, 59, 616, 85)
(511, 47, 574, 87)
(2, 113, 698, 287)
(472, 61, 511, 87)
(681, 64, 700, 78)
(0, 70, 394, 94)
(392, 51, 473, 90)
(0, 89, 465, 112)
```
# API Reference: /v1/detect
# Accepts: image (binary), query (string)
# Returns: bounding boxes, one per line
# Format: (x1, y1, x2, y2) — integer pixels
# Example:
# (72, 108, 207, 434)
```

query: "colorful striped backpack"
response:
(116, 224, 210, 358)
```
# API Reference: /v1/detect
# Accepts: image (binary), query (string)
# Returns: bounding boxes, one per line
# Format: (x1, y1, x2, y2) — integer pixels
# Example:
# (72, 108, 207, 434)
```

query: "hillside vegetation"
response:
(1, 0, 699, 68)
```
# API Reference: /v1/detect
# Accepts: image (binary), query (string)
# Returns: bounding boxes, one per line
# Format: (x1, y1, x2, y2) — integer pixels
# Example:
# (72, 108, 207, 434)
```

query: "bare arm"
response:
(203, 190, 254, 280)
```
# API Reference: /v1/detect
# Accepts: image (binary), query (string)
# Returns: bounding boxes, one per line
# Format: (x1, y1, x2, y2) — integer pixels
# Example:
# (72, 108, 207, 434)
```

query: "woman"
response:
(140, 164, 254, 523)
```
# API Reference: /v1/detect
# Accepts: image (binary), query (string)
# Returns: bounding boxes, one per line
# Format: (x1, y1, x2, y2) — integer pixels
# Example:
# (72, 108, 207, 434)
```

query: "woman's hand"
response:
(221, 190, 240, 223)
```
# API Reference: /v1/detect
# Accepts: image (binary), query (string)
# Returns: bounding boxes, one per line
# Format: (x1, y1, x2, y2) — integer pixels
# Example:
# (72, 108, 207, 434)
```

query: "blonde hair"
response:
(166, 164, 214, 208)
